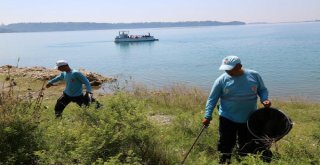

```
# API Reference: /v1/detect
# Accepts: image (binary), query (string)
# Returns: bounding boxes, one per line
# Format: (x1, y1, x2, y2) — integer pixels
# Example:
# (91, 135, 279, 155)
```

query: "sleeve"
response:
(75, 72, 92, 93)
(48, 73, 64, 84)
(204, 79, 222, 120)
(256, 73, 269, 102)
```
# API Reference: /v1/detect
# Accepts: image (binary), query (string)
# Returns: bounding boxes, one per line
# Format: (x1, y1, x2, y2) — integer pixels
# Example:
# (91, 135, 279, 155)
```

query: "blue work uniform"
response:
(205, 69, 268, 123)
(48, 69, 91, 97)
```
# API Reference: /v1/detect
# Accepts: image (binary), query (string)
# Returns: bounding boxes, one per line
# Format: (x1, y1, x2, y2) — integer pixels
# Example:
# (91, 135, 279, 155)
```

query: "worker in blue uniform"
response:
(202, 56, 271, 164)
(46, 60, 92, 118)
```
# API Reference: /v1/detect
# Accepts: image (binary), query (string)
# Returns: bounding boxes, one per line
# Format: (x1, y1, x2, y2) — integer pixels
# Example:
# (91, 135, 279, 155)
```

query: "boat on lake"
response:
(114, 31, 159, 42)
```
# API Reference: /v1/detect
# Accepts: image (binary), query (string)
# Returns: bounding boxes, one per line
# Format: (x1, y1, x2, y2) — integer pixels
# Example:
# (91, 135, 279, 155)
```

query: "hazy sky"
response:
(1, 0, 319, 24)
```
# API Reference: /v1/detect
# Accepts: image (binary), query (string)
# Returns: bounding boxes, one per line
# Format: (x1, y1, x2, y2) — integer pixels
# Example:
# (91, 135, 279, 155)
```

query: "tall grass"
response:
(0, 72, 41, 164)
(1, 72, 320, 164)
(129, 83, 320, 164)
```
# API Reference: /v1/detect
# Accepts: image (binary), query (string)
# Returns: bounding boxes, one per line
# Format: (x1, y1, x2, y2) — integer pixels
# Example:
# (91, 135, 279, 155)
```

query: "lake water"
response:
(1, 22, 320, 101)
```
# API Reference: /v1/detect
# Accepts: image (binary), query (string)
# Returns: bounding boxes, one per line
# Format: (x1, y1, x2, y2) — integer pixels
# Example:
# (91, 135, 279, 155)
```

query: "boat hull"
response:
(114, 38, 159, 42)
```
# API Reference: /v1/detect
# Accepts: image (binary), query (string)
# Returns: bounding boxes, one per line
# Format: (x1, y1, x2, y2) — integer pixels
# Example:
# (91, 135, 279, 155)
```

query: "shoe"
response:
(55, 113, 62, 119)
(95, 101, 103, 109)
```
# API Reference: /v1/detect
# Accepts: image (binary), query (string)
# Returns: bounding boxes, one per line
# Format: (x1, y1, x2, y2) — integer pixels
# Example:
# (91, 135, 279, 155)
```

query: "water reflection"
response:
(49, 40, 111, 48)
(115, 41, 156, 48)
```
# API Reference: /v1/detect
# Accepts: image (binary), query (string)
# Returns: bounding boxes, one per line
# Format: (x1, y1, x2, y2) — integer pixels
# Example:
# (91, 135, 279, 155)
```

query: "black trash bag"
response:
(83, 93, 103, 109)
(247, 107, 293, 142)
(244, 107, 293, 162)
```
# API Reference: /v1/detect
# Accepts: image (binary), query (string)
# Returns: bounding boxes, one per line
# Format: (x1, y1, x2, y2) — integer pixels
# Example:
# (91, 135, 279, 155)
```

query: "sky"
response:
(1, 0, 320, 25)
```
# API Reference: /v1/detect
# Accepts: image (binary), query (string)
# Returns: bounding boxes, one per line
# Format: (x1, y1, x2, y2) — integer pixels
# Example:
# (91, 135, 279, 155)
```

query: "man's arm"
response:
(76, 72, 92, 93)
(46, 73, 64, 88)
(256, 73, 271, 107)
(203, 79, 222, 125)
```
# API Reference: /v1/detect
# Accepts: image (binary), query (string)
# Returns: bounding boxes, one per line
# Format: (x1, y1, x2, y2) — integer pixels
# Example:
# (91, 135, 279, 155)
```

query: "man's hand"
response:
(85, 92, 92, 97)
(83, 92, 93, 105)
(262, 100, 271, 108)
(46, 83, 53, 88)
(202, 118, 211, 127)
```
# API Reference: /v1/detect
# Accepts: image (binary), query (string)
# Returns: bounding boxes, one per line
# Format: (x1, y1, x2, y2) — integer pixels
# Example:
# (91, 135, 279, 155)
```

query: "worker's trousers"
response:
(54, 92, 87, 118)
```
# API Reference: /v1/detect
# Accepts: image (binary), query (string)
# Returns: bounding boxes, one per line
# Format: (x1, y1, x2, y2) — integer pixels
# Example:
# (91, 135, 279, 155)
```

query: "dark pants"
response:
(54, 93, 87, 117)
(218, 116, 253, 163)
(218, 116, 273, 163)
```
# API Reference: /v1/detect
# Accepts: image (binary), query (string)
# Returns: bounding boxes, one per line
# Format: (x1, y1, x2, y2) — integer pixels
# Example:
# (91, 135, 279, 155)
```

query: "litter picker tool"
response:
(180, 125, 207, 165)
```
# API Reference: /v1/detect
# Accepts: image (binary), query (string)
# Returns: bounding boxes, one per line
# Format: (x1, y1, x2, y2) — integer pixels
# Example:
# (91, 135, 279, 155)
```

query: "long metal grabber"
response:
(180, 125, 207, 165)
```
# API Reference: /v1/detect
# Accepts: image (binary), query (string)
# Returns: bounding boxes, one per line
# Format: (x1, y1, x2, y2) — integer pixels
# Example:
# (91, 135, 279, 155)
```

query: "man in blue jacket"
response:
(46, 60, 92, 118)
(202, 56, 271, 164)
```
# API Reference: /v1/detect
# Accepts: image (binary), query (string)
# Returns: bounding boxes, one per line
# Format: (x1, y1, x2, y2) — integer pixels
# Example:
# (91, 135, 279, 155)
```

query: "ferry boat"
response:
(114, 31, 159, 42)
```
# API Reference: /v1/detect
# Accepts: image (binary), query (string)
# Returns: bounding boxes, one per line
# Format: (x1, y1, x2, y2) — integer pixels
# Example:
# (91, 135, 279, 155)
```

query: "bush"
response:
(0, 96, 40, 164)
(34, 92, 160, 164)
(1, 75, 320, 164)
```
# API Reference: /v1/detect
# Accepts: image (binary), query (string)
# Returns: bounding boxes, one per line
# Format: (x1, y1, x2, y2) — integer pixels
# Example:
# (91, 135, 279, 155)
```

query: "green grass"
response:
(1, 76, 320, 164)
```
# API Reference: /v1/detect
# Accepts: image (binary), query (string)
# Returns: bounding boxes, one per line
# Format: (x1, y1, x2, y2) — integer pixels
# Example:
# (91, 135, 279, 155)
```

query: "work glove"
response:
(202, 118, 211, 127)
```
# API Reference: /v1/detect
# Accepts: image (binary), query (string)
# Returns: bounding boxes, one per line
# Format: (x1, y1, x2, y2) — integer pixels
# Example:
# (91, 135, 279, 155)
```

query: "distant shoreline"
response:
(0, 21, 245, 33)
(1, 20, 319, 33)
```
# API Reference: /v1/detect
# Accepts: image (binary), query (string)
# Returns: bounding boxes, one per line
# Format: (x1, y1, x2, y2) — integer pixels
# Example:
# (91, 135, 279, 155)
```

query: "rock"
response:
(0, 65, 113, 86)
(90, 80, 103, 86)
(148, 114, 173, 125)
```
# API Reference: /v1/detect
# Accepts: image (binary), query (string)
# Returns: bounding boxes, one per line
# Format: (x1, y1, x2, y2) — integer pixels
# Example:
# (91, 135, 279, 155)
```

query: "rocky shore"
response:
(0, 65, 114, 86)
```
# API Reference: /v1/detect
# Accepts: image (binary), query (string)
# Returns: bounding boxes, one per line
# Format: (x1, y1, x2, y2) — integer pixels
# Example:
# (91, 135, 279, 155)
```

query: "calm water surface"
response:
(1, 22, 320, 101)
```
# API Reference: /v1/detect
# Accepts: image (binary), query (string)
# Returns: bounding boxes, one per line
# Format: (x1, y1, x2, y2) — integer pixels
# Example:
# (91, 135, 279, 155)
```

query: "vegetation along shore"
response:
(0, 65, 319, 164)
(0, 21, 245, 33)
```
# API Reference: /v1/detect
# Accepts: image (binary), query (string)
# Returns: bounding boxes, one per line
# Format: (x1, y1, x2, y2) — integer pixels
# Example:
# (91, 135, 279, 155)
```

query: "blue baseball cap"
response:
(219, 56, 241, 70)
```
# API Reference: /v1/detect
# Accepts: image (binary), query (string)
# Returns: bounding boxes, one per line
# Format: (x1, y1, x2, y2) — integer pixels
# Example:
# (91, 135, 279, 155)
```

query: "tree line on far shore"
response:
(0, 21, 245, 33)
